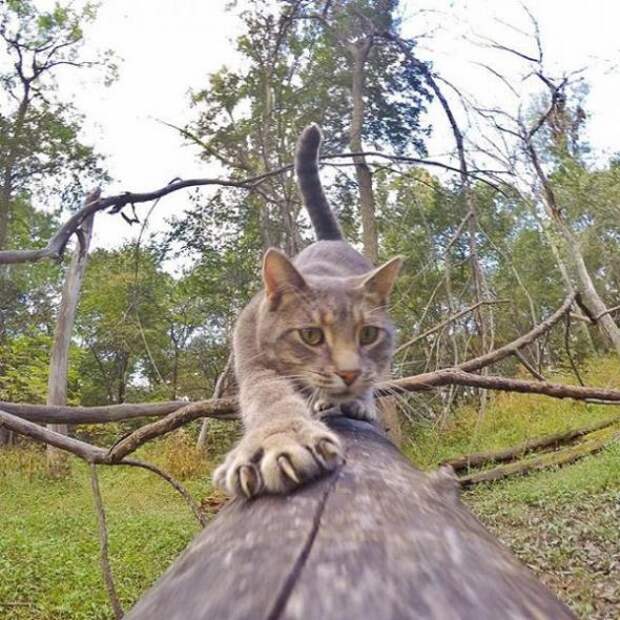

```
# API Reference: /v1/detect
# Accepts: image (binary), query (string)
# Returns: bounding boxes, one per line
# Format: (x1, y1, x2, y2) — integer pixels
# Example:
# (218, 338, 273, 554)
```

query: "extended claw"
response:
(238, 464, 262, 498)
(315, 437, 344, 469)
(277, 454, 300, 484)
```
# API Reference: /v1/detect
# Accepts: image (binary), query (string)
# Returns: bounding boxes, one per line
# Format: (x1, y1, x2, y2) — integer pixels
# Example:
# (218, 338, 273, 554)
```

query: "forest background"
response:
(1, 1, 620, 619)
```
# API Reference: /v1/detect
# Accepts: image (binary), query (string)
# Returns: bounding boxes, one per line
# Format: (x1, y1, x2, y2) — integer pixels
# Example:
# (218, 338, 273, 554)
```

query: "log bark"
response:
(126, 417, 575, 620)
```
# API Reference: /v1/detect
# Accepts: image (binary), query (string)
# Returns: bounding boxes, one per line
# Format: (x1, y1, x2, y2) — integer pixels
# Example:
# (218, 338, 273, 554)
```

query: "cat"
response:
(213, 125, 402, 498)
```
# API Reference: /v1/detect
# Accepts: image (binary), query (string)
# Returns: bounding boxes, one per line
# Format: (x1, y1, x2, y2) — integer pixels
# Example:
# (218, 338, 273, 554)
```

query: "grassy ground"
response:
(0, 436, 221, 620)
(1, 360, 619, 619)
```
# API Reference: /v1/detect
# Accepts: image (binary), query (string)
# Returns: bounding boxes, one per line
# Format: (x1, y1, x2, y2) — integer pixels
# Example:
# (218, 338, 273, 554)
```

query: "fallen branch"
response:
(0, 398, 236, 424)
(0, 408, 204, 525)
(90, 464, 124, 620)
(444, 415, 620, 471)
(456, 293, 576, 373)
(459, 431, 620, 486)
(125, 416, 576, 620)
(386, 369, 620, 404)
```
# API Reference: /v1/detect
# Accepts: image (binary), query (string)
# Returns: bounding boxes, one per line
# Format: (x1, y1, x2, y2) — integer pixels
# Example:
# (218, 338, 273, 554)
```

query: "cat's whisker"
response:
(379, 387, 421, 425)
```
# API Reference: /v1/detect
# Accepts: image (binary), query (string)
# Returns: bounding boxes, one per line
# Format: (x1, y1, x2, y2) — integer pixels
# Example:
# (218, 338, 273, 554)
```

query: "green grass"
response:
(464, 444, 620, 619)
(0, 447, 217, 620)
(1, 359, 619, 619)
(404, 356, 620, 469)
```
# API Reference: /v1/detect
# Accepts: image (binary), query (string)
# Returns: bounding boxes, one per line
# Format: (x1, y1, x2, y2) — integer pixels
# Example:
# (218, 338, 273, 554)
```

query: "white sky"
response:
(23, 1, 620, 253)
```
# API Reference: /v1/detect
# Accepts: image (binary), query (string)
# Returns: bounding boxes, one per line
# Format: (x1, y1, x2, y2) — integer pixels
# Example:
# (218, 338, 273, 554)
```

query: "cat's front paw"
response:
(341, 397, 377, 422)
(213, 420, 344, 498)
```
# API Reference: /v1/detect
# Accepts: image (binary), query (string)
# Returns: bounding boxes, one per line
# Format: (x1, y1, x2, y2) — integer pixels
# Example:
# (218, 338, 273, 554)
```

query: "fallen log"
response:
(126, 417, 576, 620)
(445, 414, 620, 471)
(460, 430, 620, 487)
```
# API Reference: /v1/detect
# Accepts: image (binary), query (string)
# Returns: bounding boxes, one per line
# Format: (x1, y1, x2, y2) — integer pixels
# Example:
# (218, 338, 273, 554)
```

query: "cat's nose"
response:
(336, 369, 360, 386)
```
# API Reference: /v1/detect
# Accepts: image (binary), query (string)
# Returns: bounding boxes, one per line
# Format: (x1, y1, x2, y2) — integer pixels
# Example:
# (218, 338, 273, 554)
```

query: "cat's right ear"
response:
(262, 248, 307, 309)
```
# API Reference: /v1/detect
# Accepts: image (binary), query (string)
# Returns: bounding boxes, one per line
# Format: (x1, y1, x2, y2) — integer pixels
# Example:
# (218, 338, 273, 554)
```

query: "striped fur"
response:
(295, 124, 343, 241)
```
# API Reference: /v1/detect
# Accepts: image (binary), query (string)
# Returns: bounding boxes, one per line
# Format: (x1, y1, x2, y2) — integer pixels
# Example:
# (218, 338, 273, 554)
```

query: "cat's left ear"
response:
(262, 248, 307, 309)
(360, 256, 403, 305)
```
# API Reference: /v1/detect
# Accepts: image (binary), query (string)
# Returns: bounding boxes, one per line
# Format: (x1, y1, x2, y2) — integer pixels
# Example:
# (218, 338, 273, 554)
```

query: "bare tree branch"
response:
(456, 293, 576, 373)
(89, 464, 124, 620)
(0, 150, 503, 266)
(385, 369, 620, 405)
(396, 300, 510, 355)
(0, 399, 235, 424)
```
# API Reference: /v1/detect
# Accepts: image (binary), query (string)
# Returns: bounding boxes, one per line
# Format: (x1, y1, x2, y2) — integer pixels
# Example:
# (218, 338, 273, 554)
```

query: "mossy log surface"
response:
(126, 417, 576, 620)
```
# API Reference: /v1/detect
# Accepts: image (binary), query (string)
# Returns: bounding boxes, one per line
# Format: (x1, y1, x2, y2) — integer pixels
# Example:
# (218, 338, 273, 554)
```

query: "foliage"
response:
(0, 0, 115, 218)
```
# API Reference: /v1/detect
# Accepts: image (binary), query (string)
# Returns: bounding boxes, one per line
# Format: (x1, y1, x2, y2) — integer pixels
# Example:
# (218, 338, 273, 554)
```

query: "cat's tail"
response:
(295, 124, 343, 241)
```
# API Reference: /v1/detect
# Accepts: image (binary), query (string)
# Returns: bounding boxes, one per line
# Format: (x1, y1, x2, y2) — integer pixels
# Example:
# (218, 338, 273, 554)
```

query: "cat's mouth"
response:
(318, 383, 369, 402)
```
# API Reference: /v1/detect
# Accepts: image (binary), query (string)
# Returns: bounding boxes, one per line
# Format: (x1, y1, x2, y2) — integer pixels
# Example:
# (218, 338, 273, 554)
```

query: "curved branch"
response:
(456, 293, 576, 373)
(0, 408, 206, 527)
(0, 154, 504, 266)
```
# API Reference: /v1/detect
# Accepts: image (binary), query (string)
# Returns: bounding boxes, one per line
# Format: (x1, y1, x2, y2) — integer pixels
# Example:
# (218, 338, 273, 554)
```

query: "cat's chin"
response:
(314, 387, 371, 405)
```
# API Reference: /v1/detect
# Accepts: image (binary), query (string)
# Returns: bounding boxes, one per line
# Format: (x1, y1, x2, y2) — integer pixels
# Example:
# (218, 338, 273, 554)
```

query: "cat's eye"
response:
(359, 325, 380, 346)
(299, 327, 324, 346)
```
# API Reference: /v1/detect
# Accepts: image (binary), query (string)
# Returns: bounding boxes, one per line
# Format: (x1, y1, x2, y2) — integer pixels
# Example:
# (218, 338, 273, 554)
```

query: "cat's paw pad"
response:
(214, 422, 344, 498)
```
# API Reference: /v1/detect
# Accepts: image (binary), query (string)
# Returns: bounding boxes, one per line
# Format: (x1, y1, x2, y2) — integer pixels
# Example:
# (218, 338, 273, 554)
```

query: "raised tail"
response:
(295, 124, 343, 241)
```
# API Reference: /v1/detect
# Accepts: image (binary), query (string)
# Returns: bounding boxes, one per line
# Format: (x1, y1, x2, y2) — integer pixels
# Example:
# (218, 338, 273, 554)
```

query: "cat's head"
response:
(257, 249, 401, 404)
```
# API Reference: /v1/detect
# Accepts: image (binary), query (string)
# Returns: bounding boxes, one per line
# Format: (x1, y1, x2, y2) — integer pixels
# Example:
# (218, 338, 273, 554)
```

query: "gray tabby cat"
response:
(214, 125, 402, 498)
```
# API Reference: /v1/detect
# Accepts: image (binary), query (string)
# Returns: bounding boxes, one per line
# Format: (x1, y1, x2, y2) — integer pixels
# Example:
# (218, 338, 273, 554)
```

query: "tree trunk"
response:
(349, 43, 378, 264)
(528, 142, 620, 356)
(127, 417, 576, 620)
(537, 216, 597, 352)
(47, 212, 95, 475)
(0, 87, 31, 252)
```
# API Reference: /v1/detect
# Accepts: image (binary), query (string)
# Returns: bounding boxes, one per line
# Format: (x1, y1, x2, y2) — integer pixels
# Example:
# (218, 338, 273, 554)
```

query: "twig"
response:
(513, 350, 545, 381)
(595, 304, 620, 321)
(121, 459, 207, 527)
(396, 300, 510, 355)
(89, 464, 124, 620)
